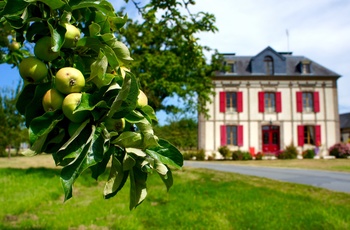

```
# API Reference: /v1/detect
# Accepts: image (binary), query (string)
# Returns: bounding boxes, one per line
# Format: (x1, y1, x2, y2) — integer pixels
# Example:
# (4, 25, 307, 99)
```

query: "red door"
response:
(262, 125, 280, 152)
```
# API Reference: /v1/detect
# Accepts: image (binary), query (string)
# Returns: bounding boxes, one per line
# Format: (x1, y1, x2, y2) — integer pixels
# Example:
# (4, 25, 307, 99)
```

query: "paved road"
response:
(184, 161, 350, 193)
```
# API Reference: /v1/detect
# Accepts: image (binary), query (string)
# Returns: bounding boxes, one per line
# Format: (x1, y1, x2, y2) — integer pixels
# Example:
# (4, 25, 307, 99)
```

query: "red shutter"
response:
(297, 125, 304, 146)
(237, 125, 243, 147)
(275, 91, 282, 113)
(220, 125, 226, 146)
(237, 91, 243, 112)
(219, 92, 226, 113)
(315, 125, 321, 146)
(313, 91, 320, 112)
(258, 92, 265, 112)
(296, 92, 303, 112)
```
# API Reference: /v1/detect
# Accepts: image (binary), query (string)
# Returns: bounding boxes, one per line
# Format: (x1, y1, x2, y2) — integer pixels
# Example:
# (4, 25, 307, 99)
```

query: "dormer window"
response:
(301, 60, 311, 74)
(221, 61, 235, 73)
(264, 56, 274, 75)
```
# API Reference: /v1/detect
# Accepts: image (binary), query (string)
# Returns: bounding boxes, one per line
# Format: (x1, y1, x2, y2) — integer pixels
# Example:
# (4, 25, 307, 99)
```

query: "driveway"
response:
(184, 161, 350, 193)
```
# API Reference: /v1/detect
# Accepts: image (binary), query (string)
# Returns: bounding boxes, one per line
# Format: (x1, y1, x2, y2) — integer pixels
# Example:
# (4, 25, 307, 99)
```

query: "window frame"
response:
(264, 56, 274, 75)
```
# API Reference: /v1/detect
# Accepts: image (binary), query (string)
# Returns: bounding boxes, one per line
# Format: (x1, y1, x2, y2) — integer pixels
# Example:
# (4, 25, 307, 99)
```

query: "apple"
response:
(8, 41, 20, 51)
(19, 57, 48, 83)
(62, 23, 81, 48)
(42, 88, 65, 112)
(62, 93, 89, 123)
(34, 36, 60, 62)
(104, 117, 125, 132)
(54, 67, 85, 94)
(137, 90, 148, 108)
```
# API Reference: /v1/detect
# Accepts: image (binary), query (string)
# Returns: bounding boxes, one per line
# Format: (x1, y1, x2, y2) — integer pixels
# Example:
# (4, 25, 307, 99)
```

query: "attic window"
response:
(264, 56, 274, 75)
(221, 61, 235, 73)
(301, 60, 311, 74)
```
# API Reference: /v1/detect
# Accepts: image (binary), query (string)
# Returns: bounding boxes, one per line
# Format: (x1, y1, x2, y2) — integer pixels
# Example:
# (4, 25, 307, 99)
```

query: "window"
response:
(301, 60, 311, 74)
(220, 91, 243, 112)
(297, 125, 321, 146)
(296, 91, 320, 112)
(220, 125, 243, 146)
(264, 56, 274, 75)
(264, 92, 276, 112)
(258, 91, 281, 113)
(221, 61, 235, 73)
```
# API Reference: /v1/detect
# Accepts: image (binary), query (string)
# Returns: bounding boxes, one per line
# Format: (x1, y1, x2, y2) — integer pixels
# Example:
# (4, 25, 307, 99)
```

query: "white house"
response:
(198, 47, 341, 157)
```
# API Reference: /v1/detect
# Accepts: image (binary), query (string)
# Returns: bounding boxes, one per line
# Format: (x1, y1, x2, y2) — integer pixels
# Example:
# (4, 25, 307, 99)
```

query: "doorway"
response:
(262, 125, 280, 152)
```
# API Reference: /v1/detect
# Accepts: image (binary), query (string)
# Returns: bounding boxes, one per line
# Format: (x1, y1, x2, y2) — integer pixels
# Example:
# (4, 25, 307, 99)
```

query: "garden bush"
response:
(218, 146, 231, 159)
(277, 143, 298, 159)
(328, 143, 350, 158)
(302, 149, 315, 159)
(255, 152, 264, 160)
(232, 150, 252, 161)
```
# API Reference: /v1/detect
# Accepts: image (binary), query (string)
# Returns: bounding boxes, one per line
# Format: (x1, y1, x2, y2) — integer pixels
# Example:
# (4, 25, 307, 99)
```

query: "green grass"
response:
(1, 167, 350, 229)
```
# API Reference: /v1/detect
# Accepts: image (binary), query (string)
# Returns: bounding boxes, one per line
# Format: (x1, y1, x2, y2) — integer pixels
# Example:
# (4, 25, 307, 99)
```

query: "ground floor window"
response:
(298, 125, 321, 146)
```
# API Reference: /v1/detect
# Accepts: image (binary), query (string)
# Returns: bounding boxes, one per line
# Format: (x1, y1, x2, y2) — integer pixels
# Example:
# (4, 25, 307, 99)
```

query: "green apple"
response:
(104, 117, 125, 132)
(19, 57, 48, 83)
(42, 88, 65, 112)
(8, 41, 20, 51)
(137, 90, 148, 108)
(34, 36, 60, 62)
(54, 67, 85, 94)
(62, 23, 81, 48)
(62, 93, 89, 123)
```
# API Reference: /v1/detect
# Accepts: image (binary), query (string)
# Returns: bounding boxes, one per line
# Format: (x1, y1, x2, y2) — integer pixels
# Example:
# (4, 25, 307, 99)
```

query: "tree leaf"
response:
(48, 19, 65, 52)
(60, 125, 107, 201)
(25, 0, 66, 10)
(70, 0, 115, 17)
(16, 83, 37, 115)
(107, 72, 138, 119)
(145, 139, 183, 169)
(0, 0, 29, 17)
(104, 154, 125, 197)
(158, 165, 173, 192)
(112, 131, 142, 148)
(129, 166, 147, 210)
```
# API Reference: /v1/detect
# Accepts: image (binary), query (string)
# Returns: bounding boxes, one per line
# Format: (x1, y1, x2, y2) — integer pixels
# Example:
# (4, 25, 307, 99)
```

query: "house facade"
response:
(198, 47, 341, 157)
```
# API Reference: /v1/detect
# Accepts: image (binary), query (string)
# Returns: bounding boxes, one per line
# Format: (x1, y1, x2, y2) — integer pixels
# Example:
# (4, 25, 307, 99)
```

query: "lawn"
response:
(1, 155, 350, 229)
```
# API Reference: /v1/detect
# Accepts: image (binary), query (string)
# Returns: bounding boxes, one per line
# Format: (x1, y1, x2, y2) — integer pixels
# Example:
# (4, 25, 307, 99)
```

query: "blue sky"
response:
(1, 0, 350, 124)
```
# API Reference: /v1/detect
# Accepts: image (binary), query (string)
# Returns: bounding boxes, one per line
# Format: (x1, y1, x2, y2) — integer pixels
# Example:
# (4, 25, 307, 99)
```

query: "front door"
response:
(262, 125, 280, 152)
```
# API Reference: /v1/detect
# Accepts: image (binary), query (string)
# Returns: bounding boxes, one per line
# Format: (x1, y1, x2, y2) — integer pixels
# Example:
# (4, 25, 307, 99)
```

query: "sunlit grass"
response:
(1, 166, 350, 229)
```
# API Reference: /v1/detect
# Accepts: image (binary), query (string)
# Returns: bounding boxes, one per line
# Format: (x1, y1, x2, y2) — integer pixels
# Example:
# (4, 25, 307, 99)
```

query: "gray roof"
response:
(340, 113, 350, 129)
(217, 46, 340, 78)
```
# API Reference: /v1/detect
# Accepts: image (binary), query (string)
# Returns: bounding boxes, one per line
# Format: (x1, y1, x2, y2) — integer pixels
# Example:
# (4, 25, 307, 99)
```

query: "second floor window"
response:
(220, 125, 243, 146)
(296, 91, 320, 113)
(258, 91, 281, 113)
(220, 91, 243, 113)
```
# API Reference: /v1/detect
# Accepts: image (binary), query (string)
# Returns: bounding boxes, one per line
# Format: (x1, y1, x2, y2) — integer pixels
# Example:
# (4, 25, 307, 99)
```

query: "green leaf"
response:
(101, 34, 133, 63)
(107, 72, 138, 119)
(145, 139, 183, 169)
(104, 154, 125, 197)
(24, 82, 51, 128)
(48, 19, 66, 52)
(139, 105, 158, 123)
(90, 143, 114, 180)
(89, 22, 101, 37)
(70, 0, 115, 17)
(158, 165, 173, 192)
(16, 83, 37, 115)
(25, 0, 66, 10)
(75, 92, 108, 113)
(60, 125, 107, 201)
(112, 131, 142, 148)
(0, 0, 29, 17)
(123, 153, 136, 171)
(129, 166, 147, 210)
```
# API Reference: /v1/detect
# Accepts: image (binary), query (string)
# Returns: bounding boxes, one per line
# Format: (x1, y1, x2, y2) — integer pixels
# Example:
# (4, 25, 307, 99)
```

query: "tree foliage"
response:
(119, 0, 221, 115)
(0, 85, 28, 157)
(0, 0, 183, 210)
(154, 117, 197, 150)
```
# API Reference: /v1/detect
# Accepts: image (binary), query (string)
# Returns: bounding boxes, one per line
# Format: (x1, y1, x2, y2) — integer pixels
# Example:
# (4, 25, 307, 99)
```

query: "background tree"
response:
(0, 85, 28, 157)
(154, 116, 197, 150)
(118, 0, 221, 116)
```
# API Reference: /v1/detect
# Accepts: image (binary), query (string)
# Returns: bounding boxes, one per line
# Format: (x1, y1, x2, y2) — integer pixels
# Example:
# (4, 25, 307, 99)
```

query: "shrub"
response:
(255, 152, 264, 160)
(218, 146, 231, 159)
(302, 149, 315, 159)
(195, 149, 205, 161)
(232, 150, 252, 161)
(182, 152, 193, 160)
(277, 143, 298, 159)
(329, 143, 350, 158)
